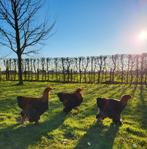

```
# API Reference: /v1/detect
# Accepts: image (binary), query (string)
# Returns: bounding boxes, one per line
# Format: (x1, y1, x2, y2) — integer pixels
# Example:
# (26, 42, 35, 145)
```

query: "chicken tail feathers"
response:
(17, 96, 26, 109)
(57, 93, 64, 102)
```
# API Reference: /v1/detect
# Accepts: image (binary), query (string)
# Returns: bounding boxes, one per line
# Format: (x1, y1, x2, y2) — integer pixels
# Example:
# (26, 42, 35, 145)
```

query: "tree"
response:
(0, 0, 55, 85)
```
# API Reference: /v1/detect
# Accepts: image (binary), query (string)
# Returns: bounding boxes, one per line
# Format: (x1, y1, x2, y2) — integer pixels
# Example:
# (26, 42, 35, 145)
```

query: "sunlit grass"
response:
(0, 81, 146, 149)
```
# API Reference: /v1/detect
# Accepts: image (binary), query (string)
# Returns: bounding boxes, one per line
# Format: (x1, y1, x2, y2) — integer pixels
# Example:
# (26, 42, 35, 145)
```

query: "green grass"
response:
(0, 81, 147, 149)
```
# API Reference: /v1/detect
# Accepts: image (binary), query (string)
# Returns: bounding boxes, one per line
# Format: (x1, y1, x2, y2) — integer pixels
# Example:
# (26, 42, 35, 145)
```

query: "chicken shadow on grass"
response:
(138, 84, 147, 129)
(75, 85, 134, 149)
(0, 111, 66, 149)
(75, 123, 119, 149)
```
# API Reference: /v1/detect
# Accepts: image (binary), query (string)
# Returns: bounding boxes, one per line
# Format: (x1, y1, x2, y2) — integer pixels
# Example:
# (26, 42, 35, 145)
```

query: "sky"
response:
(1, 0, 147, 58)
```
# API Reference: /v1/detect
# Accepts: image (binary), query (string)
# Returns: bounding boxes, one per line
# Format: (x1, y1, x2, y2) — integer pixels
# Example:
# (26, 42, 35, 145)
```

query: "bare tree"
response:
(0, 0, 55, 85)
(111, 55, 118, 82)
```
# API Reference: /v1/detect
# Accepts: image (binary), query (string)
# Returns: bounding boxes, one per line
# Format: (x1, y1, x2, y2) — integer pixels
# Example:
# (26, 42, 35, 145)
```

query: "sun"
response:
(138, 30, 147, 41)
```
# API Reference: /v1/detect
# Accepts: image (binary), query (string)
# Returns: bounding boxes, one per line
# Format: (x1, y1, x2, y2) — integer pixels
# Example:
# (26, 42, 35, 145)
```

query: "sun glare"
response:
(138, 30, 147, 41)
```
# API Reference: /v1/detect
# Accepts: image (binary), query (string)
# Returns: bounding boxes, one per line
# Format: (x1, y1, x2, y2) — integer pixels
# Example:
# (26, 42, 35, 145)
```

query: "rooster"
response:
(96, 95, 131, 125)
(57, 88, 83, 114)
(17, 87, 53, 124)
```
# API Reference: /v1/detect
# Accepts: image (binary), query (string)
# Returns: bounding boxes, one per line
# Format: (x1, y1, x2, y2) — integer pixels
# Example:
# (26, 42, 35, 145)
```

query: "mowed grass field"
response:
(0, 81, 147, 149)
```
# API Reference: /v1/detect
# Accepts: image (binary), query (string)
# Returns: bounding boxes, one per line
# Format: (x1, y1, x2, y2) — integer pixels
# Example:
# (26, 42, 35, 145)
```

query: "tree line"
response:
(0, 53, 147, 84)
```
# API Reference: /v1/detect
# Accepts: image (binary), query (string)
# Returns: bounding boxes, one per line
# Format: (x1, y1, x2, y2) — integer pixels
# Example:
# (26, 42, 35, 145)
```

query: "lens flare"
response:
(138, 31, 147, 41)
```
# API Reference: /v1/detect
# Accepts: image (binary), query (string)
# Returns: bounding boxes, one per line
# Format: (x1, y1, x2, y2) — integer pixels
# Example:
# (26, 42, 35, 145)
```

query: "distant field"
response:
(0, 81, 147, 149)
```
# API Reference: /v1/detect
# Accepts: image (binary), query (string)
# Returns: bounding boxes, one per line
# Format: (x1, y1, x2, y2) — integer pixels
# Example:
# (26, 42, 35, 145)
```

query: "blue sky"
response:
(1, 0, 147, 58)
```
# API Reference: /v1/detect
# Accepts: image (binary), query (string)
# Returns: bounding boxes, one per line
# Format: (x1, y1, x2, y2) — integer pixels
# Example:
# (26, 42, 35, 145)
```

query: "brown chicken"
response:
(57, 88, 83, 114)
(17, 87, 53, 124)
(96, 95, 131, 125)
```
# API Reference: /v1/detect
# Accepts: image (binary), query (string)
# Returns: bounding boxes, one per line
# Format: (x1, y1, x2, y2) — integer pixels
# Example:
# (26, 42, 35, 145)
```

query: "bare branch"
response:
(0, 0, 55, 85)
(0, 27, 16, 53)
(0, 0, 55, 55)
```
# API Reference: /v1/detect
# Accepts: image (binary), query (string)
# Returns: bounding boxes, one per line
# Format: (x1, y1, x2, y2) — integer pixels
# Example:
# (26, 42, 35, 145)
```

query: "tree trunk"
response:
(17, 53, 23, 85)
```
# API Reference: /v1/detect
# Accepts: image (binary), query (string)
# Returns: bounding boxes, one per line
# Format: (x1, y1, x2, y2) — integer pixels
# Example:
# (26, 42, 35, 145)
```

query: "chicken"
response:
(96, 95, 131, 125)
(17, 87, 53, 124)
(57, 88, 83, 114)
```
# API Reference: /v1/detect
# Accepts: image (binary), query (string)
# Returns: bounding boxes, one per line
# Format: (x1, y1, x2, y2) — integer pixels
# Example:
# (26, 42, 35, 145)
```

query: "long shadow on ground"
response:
(75, 123, 119, 149)
(75, 84, 137, 149)
(0, 111, 65, 149)
(138, 85, 147, 129)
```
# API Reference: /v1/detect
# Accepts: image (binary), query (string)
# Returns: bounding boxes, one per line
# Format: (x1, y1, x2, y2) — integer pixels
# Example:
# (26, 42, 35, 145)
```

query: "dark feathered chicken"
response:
(96, 95, 131, 125)
(17, 87, 53, 124)
(57, 88, 83, 114)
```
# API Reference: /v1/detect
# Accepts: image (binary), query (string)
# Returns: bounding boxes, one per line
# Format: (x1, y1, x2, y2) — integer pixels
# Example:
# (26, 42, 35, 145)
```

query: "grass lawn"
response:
(0, 81, 147, 149)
